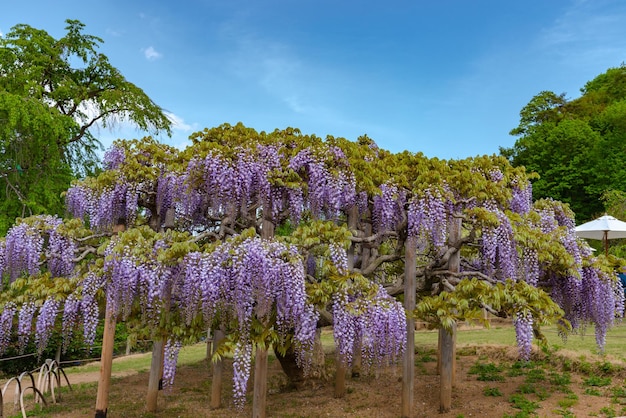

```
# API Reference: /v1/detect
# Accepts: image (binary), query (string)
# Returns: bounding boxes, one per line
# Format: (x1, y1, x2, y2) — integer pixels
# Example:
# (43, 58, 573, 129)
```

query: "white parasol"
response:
(575, 214, 626, 256)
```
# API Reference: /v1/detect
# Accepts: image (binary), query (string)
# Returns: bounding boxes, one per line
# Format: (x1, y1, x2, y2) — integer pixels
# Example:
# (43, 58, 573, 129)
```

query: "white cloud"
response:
(537, 1, 626, 70)
(143, 46, 163, 61)
(0, 30, 3, 38)
(165, 112, 194, 132)
(220, 21, 330, 116)
(105, 28, 123, 37)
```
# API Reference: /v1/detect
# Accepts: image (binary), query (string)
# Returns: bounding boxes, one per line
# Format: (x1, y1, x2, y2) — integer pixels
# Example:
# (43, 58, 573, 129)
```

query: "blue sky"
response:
(2, 0, 626, 159)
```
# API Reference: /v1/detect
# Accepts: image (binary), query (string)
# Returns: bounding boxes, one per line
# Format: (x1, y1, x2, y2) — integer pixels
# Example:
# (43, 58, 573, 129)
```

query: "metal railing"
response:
(0, 359, 72, 418)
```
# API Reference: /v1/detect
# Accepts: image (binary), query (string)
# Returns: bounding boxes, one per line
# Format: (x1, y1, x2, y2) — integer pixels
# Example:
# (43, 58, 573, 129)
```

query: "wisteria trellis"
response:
(0, 124, 623, 407)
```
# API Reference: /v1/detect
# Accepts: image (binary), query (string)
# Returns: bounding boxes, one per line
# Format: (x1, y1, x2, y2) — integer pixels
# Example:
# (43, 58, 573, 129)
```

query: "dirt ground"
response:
(6, 343, 626, 418)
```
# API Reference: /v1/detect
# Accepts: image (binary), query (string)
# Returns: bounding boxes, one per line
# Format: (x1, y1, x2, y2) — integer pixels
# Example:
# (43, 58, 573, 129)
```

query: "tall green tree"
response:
(502, 64, 626, 222)
(0, 19, 171, 233)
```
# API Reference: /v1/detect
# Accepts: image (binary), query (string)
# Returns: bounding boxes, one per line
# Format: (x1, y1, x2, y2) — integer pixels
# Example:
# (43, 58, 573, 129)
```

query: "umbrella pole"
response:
(605, 231, 609, 257)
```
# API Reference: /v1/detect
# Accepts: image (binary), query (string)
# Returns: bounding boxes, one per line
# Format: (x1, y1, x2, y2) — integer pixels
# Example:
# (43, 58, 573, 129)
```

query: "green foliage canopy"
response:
(0, 123, 621, 387)
(0, 19, 171, 234)
(502, 65, 626, 222)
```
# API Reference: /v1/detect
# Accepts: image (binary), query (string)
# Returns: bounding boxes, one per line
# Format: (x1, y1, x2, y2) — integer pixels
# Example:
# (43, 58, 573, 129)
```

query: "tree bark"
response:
(275, 327, 327, 386)
(274, 346, 305, 389)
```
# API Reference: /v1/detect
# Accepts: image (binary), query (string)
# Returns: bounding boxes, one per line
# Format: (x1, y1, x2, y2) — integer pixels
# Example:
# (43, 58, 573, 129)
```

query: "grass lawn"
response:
(414, 320, 626, 362)
(62, 343, 210, 375)
(60, 321, 626, 377)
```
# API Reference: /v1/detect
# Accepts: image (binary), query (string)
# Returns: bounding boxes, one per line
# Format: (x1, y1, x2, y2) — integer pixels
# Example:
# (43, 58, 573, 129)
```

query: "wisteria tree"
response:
(0, 125, 408, 415)
(0, 123, 623, 418)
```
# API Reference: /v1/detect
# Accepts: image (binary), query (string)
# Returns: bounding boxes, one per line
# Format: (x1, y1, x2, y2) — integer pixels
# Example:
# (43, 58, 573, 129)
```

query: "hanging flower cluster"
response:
(332, 284, 406, 370)
(179, 236, 319, 407)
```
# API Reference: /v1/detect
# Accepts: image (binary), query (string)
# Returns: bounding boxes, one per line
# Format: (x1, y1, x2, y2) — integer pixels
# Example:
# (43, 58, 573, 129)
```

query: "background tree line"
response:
(502, 64, 626, 224)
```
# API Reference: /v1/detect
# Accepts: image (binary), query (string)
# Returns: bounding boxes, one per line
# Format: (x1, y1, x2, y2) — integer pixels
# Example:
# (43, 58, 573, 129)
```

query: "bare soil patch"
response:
(10, 343, 626, 418)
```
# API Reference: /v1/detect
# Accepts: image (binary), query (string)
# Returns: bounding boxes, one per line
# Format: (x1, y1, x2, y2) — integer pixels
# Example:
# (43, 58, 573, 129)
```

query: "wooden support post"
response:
(359, 212, 373, 385)
(437, 328, 442, 374)
(351, 341, 362, 378)
(146, 339, 165, 413)
(439, 324, 455, 413)
(334, 355, 347, 398)
(346, 205, 362, 379)
(402, 237, 417, 418)
(251, 206, 274, 417)
(94, 307, 116, 418)
(145, 208, 171, 413)
(55, 346, 61, 365)
(449, 217, 460, 387)
(147, 280, 169, 413)
(452, 324, 457, 385)
(252, 348, 269, 418)
(94, 220, 124, 418)
(210, 330, 225, 409)
(205, 328, 212, 361)
(439, 216, 461, 413)
(483, 308, 489, 328)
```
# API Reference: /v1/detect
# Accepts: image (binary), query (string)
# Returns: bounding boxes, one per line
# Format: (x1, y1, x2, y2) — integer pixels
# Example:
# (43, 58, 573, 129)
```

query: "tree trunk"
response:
(275, 328, 327, 387)
(361, 213, 372, 269)
(274, 346, 305, 390)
